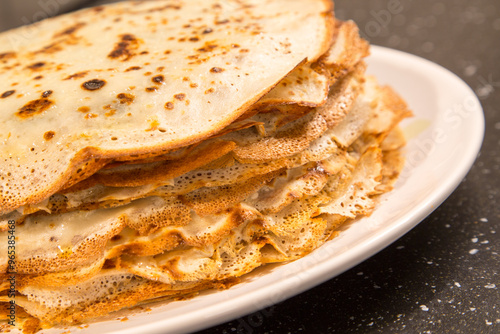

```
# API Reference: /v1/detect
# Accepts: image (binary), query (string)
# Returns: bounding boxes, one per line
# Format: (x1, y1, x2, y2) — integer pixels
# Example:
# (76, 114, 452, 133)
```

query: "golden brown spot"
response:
(205, 88, 215, 94)
(64, 71, 88, 80)
(43, 131, 55, 141)
(146, 119, 160, 131)
(117, 93, 135, 105)
(202, 28, 213, 34)
(174, 93, 186, 101)
(216, 19, 230, 25)
(189, 37, 200, 42)
(178, 37, 186, 42)
(165, 102, 174, 110)
(78, 106, 90, 113)
(108, 34, 141, 61)
(190, 83, 198, 88)
(232, 44, 240, 48)
(160, 258, 183, 279)
(182, 77, 189, 82)
(33, 42, 63, 54)
(93, 6, 104, 12)
(147, 4, 181, 12)
(240, 49, 249, 53)
(42, 90, 53, 98)
(0, 52, 16, 61)
(197, 43, 218, 53)
(146, 87, 158, 92)
(152, 75, 165, 84)
(1, 90, 15, 99)
(53, 22, 86, 38)
(210, 67, 224, 73)
(140, 51, 149, 55)
(27, 62, 46, 70)
(125, 66, 142, 72)
(85, 113, 98, 119)
(17, 98, 53, 118)
(157, 66, 165, 72)
(164, 50, 172, 54)
(105, 109, 116, 117)
(144, 71, 152, 76)
(82, 79, 106, 91)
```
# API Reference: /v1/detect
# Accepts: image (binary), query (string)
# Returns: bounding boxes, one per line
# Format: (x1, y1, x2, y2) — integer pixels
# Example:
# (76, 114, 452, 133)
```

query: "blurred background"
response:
(1, 0, 498, 333)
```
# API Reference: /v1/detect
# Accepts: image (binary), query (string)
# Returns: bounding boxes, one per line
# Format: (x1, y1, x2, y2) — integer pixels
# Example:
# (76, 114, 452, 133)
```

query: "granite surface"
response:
(1, 0, 497, 333)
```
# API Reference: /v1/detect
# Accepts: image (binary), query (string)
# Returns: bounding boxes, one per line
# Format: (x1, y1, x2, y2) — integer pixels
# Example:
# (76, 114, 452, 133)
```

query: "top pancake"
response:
(0, 0, 335, 214)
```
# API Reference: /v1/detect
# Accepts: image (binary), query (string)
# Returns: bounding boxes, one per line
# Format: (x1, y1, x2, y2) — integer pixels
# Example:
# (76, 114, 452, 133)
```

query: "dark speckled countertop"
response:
(1, 0, 497, 333)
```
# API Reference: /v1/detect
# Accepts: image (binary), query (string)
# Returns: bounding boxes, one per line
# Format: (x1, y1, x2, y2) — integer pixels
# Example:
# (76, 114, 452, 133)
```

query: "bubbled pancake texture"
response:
(0, 0, 334, 213)
(0, 1, 413, 331)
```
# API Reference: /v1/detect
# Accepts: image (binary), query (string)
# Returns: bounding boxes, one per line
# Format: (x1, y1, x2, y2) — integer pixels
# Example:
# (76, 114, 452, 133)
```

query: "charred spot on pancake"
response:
(44, 131, 55, 141)
(189, 37, 200, 42)
(146, 87, 158, 92)
(1, 90, 15, 99)
(152, 75, 164, 84)
(117, 93, 135, 105)
(210, 67, 224, 73)
(64, 71, 88, 80)
(216, 19, 230, 25)
(0, 52, 15, 59)
(202, 28, 213, 34)
(125, 66, 142, 72)
(42, 90, 53, 98)
(27, 62, 46, 70)
(110, 235, 122, 242)
(53, 22, 86, 38)
(197, 43, 218, 53)
(174, 93, 186, 101)
(108, 34, 141, 61)
(82, 79, 106, 91)
(165, 102, 175, 110)
(34, 75, 43, 80)
(17, 98, 54, 118)
(34, 42, 63, 54)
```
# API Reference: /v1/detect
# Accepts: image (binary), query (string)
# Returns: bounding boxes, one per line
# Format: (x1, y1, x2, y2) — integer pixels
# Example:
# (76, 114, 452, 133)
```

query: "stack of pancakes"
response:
(0, 0, 411, 330)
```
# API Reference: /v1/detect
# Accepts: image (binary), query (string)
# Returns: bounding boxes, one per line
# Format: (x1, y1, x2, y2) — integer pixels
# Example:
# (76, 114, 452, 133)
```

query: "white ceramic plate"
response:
(36, 46, 485, 334)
